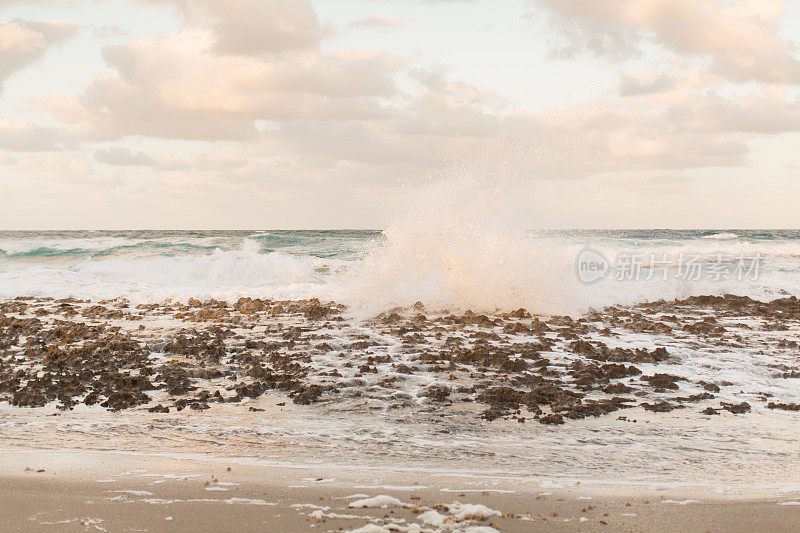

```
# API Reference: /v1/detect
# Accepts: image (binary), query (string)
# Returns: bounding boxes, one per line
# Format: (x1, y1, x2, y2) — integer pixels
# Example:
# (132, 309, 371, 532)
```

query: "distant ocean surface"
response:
(1, 229, 799, 314)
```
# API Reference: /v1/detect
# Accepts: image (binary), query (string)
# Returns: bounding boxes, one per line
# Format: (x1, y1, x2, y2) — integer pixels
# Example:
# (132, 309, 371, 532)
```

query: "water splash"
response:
(341, 171, 580, 314)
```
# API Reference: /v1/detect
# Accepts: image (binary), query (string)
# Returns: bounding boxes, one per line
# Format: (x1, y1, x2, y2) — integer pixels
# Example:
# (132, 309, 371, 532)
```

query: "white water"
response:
(342, 177, 800, 314)
(343, 177, 577, 314)
(1, 178, 799, 313)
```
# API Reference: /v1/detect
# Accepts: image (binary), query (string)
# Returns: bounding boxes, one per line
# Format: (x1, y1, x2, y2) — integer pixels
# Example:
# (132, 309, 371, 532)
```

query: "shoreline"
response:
(3, 448, 800, 532)
(2, 293, 800, 530)
(3, 445, 800, 502)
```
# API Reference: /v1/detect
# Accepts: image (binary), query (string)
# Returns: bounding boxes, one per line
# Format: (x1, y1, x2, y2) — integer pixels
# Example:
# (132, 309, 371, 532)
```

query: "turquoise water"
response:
(0, 230, 381, 260)
(0, 229, 798, 259)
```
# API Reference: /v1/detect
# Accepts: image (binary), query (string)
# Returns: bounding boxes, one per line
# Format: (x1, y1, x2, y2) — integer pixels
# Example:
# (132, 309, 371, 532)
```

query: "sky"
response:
(1, 0, 800, 229)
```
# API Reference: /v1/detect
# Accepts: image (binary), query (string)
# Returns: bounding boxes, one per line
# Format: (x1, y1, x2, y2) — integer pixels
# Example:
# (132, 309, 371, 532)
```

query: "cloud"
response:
(347, 16, 406, 30)
(41, 26, 403, 141)
(538, 0, 800, 83)
(668, 91, 800, 134)
(15, 0, 800, 228)
(153, 67, 792, 191)
(15, 152, 94, 181)
(270, 69, 510, 170)
(94, 146, 156, 166)
(522, 111, 746, 179)
(0, 0, 81, 5)
(601, 174, 692, 195)
(277, 68, 800, 182)
(0, 19, 79, 91)
(619, 71, 674, 97)
(272, 64, 788, 182)
(0, 119, 79, 151)
(140, 0, 322, 55)
(39, 1, 755, 182)
(517, 78, 800, 179)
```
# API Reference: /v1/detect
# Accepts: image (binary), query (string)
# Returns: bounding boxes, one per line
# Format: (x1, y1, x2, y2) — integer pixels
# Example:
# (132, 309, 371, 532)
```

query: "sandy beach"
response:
(1, 293, 800, 531)
(3, 448, 800, 532)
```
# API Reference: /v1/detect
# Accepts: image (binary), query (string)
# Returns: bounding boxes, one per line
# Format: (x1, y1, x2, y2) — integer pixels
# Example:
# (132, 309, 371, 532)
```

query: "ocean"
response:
(2, 228, 800, 493)
(1, 229, 799, 314)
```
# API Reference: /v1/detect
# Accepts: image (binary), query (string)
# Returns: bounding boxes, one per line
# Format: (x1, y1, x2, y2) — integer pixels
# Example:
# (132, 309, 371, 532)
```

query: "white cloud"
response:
(140, 0, 323, 55)
(15, 152, 94, 181)
(41, 27, 403, 140)
(0, 19, 78, 91)
(0, 119, 79, 151)
(347, 16, 406, 30)
(619, 71, 674, 97)
(538, 0, 800, 83)
(669, 91, 800, 134)
(4, 0, 800, 228)
(94, 146, 155, 166)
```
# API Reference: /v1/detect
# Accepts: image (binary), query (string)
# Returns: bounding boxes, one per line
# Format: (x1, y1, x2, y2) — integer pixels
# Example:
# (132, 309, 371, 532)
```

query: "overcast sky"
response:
(2, 0, 800, 229)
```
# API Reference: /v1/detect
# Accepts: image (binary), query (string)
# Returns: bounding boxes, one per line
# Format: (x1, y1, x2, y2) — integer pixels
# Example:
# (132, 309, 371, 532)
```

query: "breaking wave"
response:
(702, 232, 741, 240)
(341, 178, 800, 315)
(0, 238, 343, 303)
(0, 204, 798, 314)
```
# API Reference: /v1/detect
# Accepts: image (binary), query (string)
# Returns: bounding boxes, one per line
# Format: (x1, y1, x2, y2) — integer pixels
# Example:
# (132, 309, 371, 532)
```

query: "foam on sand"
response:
(349, 495, 407, 508)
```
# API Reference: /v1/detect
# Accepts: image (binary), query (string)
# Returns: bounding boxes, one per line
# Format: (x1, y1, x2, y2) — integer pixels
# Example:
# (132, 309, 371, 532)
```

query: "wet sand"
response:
(2, 295, 800, 530)
(3, 448, 800, 532)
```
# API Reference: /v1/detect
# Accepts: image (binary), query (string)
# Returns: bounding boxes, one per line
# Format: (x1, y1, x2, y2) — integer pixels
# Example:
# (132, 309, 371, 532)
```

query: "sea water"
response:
(1, 228, 798, 315)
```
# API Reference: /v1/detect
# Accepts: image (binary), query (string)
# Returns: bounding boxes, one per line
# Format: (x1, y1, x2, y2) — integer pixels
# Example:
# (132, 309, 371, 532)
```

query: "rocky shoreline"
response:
(1, 294, 799, 423)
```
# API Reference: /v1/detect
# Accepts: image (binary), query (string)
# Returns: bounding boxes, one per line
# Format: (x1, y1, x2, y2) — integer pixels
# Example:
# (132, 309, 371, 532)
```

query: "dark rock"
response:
(698, 381, 721, 393)
(101, 390, 150, 411)
(291, 384, 325, 405)
(641, 401, 678, 412)
(642, 373, 683, 390)
(767, 402, 800, 411)
(422, 384, 451, 401)
(721, 401, 751, 414)
(539, 413, 565, 425)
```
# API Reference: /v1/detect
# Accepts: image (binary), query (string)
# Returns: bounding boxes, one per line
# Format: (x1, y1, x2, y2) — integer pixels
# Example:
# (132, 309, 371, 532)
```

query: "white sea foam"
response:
(349, 495, 406, 508)
(702, 232, 740, 240)
(3, 239, 793, 316)
(339, 177, 800, 314)
(0, 241, 336, 303)
(1, 187, 799, 315)
(341, 176, 579, 314)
